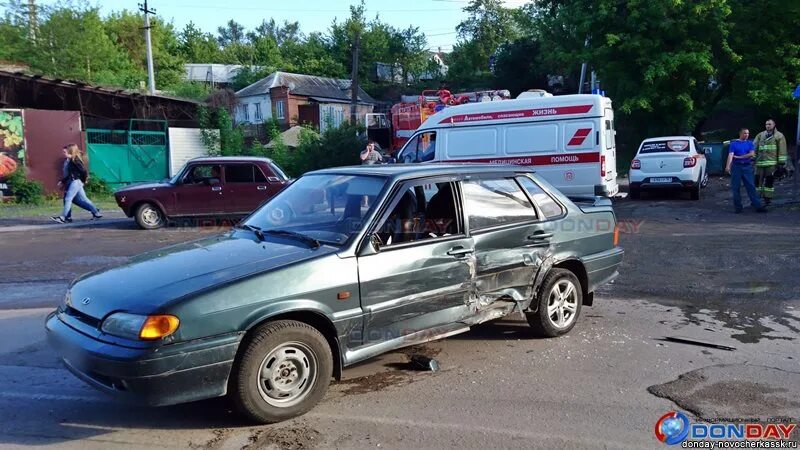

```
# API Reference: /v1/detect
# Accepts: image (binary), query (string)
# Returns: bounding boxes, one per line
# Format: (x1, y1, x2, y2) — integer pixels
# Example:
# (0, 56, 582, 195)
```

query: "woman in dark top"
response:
(51, 144, 102, 223)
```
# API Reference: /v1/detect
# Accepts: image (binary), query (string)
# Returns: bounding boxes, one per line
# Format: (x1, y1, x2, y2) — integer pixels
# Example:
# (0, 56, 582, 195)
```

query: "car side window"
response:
(516, 176, 564, 219)
(253, 165, 268, 182)
(462, 178, 537, 230)
(376, 181, 460, 246)
(225, 164, 260, 183)
(182, 164, 220, 184)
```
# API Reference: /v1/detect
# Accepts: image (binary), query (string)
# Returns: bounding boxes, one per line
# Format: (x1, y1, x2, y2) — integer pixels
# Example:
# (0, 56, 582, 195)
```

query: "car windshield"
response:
(639, 140, 690, 154)
(242, 174, 387, 246)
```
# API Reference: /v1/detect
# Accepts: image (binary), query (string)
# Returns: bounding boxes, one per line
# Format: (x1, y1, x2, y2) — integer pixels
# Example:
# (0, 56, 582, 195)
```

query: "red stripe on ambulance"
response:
(440, 104, 593, 124)
(463, 152, 600, 166)
(568, 128, 592, 146)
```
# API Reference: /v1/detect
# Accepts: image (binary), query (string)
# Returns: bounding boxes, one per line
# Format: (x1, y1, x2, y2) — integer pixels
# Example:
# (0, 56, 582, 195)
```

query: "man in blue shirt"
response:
(726, 128, 767, 213)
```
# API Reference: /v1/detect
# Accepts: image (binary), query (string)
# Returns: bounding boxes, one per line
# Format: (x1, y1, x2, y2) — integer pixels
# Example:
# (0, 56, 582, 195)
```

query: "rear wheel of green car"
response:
(232, 320, 333, 424)
(526, 269, 583, 337)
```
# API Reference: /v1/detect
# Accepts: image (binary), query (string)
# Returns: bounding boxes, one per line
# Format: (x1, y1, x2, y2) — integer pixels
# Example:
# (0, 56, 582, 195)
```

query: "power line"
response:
(148, 4, 462, 13)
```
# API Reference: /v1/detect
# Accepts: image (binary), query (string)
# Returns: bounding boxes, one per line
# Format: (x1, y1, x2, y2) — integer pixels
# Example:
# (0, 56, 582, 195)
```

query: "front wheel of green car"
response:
(232, 320, 333, 423)
(526, 268, 583, 338)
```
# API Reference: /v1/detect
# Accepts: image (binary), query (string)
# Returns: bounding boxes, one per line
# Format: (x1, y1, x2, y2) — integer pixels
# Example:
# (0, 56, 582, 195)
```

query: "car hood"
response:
(65, 232, 338, 320)
(115, 181, 172, 193)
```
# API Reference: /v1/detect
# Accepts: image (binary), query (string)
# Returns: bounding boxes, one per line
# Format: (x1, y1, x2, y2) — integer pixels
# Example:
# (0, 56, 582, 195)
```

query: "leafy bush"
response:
(164, 81, 211, 102)
(8, 169, 44, 205)
(84, 176, 114, 197)
(294, 122, 365, 175)
(198, 106, 244, 156)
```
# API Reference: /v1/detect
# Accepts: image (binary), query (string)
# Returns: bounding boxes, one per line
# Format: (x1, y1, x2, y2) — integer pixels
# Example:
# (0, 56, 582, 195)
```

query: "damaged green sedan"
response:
(46, 164, 623, 423)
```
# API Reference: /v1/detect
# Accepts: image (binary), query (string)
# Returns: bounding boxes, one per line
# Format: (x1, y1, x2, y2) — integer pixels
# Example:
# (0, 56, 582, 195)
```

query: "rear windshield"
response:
(638, 140, 690, 154)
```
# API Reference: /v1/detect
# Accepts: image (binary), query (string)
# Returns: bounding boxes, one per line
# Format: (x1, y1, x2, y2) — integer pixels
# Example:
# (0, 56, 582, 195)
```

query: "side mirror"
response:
(205, 177, 221, 185)
(369, 233, 383, 252)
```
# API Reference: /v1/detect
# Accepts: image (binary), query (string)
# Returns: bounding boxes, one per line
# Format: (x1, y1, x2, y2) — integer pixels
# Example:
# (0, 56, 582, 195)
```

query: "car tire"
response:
(690, 179, 701, 200)
(700, 169, 709, 188)
(232, 320, 333, 424)
(629, 187, 641, 199)
(135, 202, 165, 229)
(526, 268, 583, 338)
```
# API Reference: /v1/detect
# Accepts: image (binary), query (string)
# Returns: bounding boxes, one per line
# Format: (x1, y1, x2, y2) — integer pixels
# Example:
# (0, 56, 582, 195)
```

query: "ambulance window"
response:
(400, 132, 436, 163)
(605, 120, 615, 149)
(506, 123, 558, 154)
(517, 176, 564, 219)
(447, 128, 497, 157)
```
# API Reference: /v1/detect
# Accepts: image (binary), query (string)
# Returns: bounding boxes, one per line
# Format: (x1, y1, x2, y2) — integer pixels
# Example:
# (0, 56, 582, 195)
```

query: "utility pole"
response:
(578, 37, 589, 94)
(139, 0, 156, 95)
(27, 0, 37, 42)
(350, 33, 360, 124)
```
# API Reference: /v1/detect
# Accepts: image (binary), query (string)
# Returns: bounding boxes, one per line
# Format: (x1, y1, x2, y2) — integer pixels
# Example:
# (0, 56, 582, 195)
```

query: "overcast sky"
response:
(31, 0, 529, 52)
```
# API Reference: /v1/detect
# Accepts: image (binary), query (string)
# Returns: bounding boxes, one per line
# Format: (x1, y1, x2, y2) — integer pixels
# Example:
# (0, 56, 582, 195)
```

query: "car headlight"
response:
(101, 313, 180, 340)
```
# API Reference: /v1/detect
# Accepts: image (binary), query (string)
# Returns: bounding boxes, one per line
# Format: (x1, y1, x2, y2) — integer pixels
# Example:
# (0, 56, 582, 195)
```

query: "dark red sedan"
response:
(114, 157, 291, 229)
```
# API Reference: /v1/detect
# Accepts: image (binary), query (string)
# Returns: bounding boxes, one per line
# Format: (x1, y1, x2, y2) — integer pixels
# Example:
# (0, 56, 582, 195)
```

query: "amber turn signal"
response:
(139, 315, 180, 340)
(613, 223, 620, 247)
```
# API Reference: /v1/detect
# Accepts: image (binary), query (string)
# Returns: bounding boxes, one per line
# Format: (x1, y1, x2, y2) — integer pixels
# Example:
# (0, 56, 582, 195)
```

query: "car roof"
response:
(188, 156, 275, 164)
(641, 136, 693, 142)
(310, 163, 534, 181)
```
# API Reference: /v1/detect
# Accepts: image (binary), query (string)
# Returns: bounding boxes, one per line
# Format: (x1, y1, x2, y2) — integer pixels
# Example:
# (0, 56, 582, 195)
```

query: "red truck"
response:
(381, 89, 512, 153)
(114, 157, 290, 229)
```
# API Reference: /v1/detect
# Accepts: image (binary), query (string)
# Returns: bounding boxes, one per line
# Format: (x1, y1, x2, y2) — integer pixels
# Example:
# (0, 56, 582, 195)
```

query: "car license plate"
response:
(651, 177, 672, 183)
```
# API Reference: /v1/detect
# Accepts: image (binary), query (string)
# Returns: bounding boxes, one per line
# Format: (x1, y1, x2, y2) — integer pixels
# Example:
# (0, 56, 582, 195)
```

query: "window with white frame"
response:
(254, 102, 262, 121)
(275, 100, 285, 119)
(242, 104, 249, 122)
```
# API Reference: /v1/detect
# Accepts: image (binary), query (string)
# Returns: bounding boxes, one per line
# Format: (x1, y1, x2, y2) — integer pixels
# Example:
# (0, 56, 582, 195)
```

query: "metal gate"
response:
(86, 120, 168, 188)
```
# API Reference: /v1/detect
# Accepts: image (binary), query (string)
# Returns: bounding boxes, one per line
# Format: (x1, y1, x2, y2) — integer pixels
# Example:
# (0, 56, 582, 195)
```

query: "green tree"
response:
(528, 0, 736, 152)
(447, 0, 522, 90)
(492, 38, 549, 96)
(178, 21, 222, 63)
(723, 0, 800, 116)
(104, 10, 186, 89)
(217, 19, 246, 47)
(31, 5, 136, 87)
(389, 26, 429, 83)
(284, 31, 346, 78)
(0, 0, 29, 63)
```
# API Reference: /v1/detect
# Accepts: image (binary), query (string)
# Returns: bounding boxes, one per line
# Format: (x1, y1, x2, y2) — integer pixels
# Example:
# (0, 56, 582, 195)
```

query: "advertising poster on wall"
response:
(0, 109, 25, 196)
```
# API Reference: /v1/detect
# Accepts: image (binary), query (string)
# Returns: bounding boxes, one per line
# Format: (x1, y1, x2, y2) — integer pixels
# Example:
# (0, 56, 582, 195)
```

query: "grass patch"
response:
(0, 195, 117, 219)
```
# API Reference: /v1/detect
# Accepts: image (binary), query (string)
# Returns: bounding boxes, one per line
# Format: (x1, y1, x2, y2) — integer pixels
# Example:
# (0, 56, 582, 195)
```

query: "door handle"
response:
(526, 233, 553, 241)
(211, 186, 222, 192)
(446, 247, 474, 257)
(257, 185, 268, 190)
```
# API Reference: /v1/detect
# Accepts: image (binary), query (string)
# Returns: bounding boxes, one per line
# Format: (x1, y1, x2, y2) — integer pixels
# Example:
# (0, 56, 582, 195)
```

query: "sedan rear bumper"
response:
(582, 247, 624, 293)
(630, 177, 696, 190)
(46, 311, 242, 406)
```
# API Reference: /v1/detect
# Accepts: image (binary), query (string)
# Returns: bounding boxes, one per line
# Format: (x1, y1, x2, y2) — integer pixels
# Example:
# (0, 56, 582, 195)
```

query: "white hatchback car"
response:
(629, 136, 708, 200)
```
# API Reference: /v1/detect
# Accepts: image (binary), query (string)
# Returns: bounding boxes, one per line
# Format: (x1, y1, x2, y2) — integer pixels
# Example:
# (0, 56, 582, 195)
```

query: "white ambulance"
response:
(395, 93, 619, 197)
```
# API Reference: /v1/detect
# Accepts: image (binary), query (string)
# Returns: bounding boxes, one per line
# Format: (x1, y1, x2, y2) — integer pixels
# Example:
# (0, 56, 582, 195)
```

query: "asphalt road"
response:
(0, 177, 798, 449)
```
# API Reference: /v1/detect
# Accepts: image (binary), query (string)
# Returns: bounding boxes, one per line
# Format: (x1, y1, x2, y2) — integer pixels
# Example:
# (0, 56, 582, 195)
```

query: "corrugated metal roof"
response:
(236, 71, 375, 105)
(0, 70, 201, 104)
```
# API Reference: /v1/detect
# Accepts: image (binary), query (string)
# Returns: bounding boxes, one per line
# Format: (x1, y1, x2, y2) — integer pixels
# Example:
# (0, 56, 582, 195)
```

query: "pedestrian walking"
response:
(360, 141, 383, 165)
(51, 144, 102, 223)
(726, 128, 767, 213)
(751, 119, 788, 205)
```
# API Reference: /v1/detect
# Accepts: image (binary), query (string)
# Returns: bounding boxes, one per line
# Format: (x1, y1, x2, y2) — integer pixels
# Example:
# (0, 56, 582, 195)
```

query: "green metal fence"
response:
(86, 120, 168, 188)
